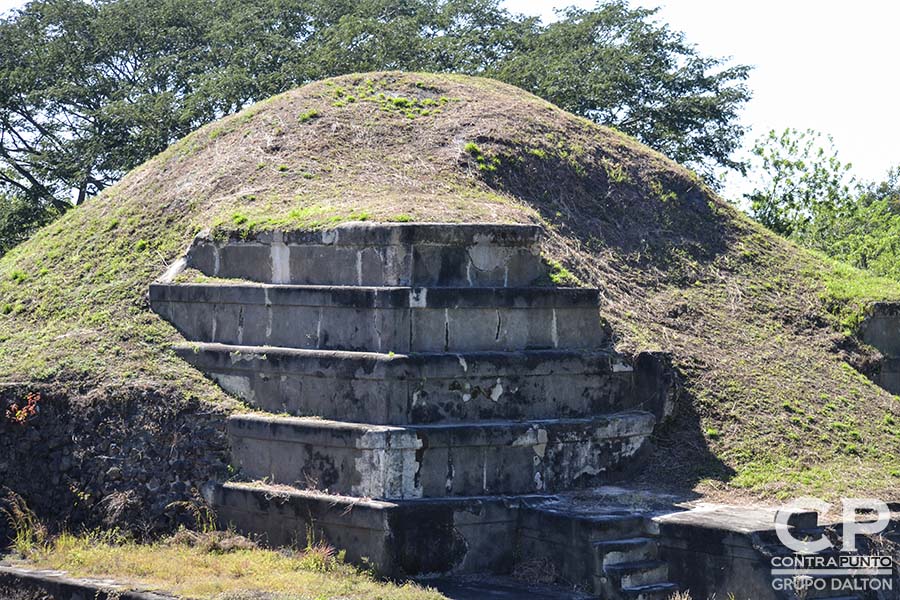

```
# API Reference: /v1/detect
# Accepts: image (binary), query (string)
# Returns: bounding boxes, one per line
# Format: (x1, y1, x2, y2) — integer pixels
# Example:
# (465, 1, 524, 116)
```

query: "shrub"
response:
(2, 490, 48, 557)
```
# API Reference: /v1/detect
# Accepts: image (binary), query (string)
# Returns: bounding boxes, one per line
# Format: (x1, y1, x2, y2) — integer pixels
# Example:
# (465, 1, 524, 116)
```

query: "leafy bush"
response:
(0, 194, 60, 257)
(746, 129, 900, 283)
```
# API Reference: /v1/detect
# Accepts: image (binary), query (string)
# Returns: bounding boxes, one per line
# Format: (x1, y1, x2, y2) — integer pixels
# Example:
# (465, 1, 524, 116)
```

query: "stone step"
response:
(150, 283, 606, 352)
(516, 504, 657, 592)
(592, 537, 659, 570)
(227, 411, 656, 498)
(207, 481, 544, 577)
(210, 481, 673, 586)
(619, 582, 680, 599)
(417, 575, 594, 600)
(519, 505, 652, 545)
(601, 559, 669, 590)
(174, 343, 649, 425)
(186, 223, 546, 287)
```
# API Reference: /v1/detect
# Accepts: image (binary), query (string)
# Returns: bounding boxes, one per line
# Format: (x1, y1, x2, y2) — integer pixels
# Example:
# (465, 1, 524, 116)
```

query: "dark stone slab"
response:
(859, 302, 900, 394)
(0, 564, 174, 600)
(208, 482, 540, 577)
(418, 574, 593, 600)
(227, 411, 656, 498)
(150, 283, 600, 309)
(201, 223, 543, 247)
(860, 302, 900, 356)
(150, 283, 606, 352)
(185, 224, 546, 287)
(513, 499, 683, 597)
(653, 505, 834, 600)
(173, 344, 643, 424)
(876, 357, 900, 393)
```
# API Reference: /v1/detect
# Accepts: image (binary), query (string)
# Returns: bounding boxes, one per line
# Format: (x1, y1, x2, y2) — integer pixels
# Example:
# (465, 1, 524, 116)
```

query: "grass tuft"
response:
(544, 258, 583, 287)
(2, 490, 48, 557)
(806, 250, 900, 334)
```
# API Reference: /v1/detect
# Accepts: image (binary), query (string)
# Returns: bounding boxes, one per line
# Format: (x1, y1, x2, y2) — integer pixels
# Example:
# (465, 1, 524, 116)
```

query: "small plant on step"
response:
(1, 489, 48, 557)
(298, 526, 345, 572)
(166, 497, 218, 534)
(511, 556, 559, 585)
(167, 526, 257, 555)
(4, 392, 40, 425)
(165, 498, 260, 555)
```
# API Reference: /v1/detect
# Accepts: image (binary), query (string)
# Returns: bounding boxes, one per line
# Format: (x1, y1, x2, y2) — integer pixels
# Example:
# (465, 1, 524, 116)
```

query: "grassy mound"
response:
(1, 71, 898, 501)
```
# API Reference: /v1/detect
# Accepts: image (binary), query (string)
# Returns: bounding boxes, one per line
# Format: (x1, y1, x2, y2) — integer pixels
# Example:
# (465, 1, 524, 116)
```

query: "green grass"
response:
(544, 258, 583, 287)
(327, 79, 454, 119)
(635, 226, 900, 500)
(297, 109, 320, 123)
(463, 141, 501, 172)
(806, 249, 900, 333)
(387, 214, 414, 222)
(15, 531, 444, 600)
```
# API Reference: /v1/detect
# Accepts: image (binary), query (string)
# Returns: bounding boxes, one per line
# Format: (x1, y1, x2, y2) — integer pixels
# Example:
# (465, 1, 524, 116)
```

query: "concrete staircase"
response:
(151, 223, 678, 597)
(518, 501, 679, 599)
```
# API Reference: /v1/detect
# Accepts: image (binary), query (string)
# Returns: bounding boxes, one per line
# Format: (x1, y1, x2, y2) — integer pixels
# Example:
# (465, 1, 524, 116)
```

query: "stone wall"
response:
(860, 302, 900, 394)
(0, 384, 229, 543)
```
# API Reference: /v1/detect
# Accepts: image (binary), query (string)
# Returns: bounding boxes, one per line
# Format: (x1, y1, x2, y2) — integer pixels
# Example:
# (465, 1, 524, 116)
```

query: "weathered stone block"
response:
(150, 283, 605, 352)
(860, 302, 900, 357)
(227, 412, 655, 498)
(175, 344, 640, 424)
(184, 223, 546, 287)
(517, 504, 654, 588)
(860, 303, 900, 394)
(209, 482, 525, 576)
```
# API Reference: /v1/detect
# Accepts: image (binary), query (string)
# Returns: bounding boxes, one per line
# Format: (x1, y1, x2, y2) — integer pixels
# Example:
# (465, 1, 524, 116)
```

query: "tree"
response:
(746, 128, 900, 282)
(493, 2, 752, 178)
(0, 192, 58, 255)
(820, 167, 900, 279)
(0, 0, 752, 255)
(746, 128, 856, 239)
(0, 0, 228, 210)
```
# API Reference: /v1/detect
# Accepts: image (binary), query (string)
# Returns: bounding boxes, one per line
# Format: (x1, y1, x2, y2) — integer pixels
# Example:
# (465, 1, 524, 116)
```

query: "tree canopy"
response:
(496, 4, 750, 175)
(0, 0, 752, 255)
(746, 128, 856, 238)
(747, 128, 900, 282)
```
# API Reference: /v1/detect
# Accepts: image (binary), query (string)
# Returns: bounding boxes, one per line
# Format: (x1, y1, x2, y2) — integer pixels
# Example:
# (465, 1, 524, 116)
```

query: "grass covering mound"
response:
(0, 71, 898, 501)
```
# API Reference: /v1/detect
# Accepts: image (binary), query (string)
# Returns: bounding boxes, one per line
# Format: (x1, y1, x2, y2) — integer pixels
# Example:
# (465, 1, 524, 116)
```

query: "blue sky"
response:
(505, 0, 900, 198)
(2, 0, 897, 199)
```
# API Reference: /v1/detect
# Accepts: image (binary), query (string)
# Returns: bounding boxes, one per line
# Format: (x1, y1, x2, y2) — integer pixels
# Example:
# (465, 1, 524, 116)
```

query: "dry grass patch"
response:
(15, 530, 445, 600)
